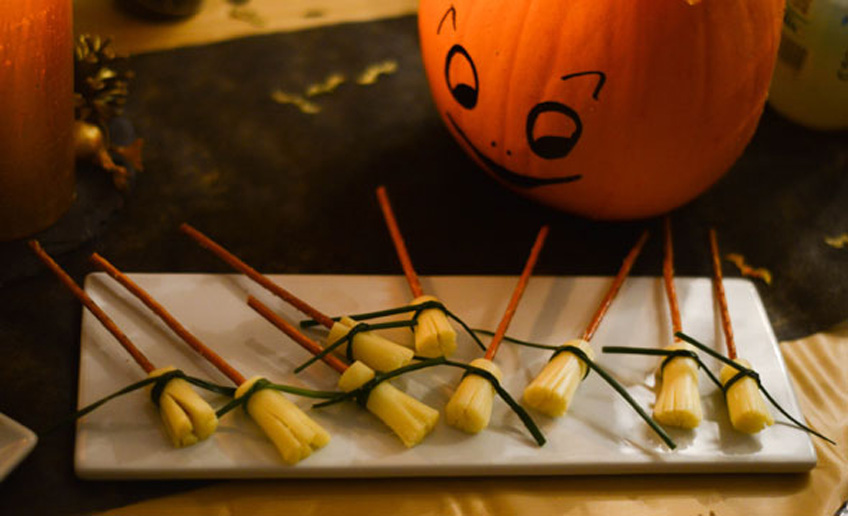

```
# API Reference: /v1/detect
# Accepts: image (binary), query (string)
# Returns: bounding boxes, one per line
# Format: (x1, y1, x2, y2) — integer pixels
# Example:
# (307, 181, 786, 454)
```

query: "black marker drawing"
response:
(437, 5, 457, 35)
(446, 112, 583, 188)
(561, 71, 607, 100)
(445, 44, 478, 109)
(520, 71, 605, 160)
(437, 15, 605, 188)
(525, 101, 582, 160)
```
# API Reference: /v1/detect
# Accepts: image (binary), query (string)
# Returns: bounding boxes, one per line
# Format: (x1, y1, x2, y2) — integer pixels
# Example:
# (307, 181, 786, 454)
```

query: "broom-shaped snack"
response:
(672, 332, 834, 445)
(29, 241, 221, 447)
(672, 235, 834, 443)
(601, 227, 832, 446)
(523, 230, 649, 418)
(476, 232, 676, 448)
(445, 225, 548, 434)
(375, 186, 457, 357)
(248, 296, 440, 448)
(180, 223, 414, 373)
(651, 217, 703, 429)
(709, 229, 773, 433)
(89, 253, 330, 465)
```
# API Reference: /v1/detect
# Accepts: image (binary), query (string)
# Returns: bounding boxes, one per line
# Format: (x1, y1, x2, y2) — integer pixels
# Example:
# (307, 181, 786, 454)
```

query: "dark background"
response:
(0, 15, 846, 515)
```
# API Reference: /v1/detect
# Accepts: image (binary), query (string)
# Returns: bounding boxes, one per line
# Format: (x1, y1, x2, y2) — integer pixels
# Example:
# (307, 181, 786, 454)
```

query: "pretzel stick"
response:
(484, 225, 549, 361)
(662, 217, 682, 342)
(248, 296, 348, 375)
(375, 186, 424, 298)
(180, 223, 335, 329)
(709, 229, 737, 359)
(582, 230, 650, 342)
(29, 241, 155, 374)
(89, 253, 246, 386)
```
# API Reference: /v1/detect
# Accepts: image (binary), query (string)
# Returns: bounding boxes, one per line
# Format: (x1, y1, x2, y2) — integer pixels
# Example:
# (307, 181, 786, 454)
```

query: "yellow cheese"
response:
(327, 316, 414, 372)
(445, 358, 503, 434)
(338, 361, 439, 447)
(147, 366, 218, 447)
(410, 295, 457, 358)
(235, 376, 330, 465)
(523, 339, 593, 417)
(336, 359, 376, 392)
(653, 342, 703, 429)
(720, 358, 774, 434)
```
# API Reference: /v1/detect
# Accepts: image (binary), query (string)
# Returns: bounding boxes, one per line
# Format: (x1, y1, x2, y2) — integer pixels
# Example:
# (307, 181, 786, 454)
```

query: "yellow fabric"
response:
(101, 328, 848, 516)
(73, 0, 417, 55)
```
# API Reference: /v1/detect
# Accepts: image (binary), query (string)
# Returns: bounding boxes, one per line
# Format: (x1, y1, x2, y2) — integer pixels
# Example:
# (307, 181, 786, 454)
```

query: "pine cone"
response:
(74, 35, 134, 126)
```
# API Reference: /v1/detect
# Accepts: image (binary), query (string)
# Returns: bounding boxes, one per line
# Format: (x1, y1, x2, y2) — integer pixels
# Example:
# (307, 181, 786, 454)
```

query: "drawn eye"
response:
(444, 44, 478, 109)
(525, 101, 583, 159)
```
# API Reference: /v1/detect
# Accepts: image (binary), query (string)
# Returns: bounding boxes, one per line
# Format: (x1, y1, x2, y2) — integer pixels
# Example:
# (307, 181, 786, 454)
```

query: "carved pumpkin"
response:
(419, 0, 784, 219)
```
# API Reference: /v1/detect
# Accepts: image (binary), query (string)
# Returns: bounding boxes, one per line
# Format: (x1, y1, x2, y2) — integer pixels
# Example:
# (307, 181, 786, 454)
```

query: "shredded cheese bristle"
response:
(445, 358, 502, 434)
(235, 376, 330, 465)
(148, 366, 218, 447)
(720, 358, 774, 434)
(410, 295, 457, 358)
(523, 339, 593, 417)
(653, 343, 703, 429)
(327, 316, 414, 372)
(338, 361, 439, 447)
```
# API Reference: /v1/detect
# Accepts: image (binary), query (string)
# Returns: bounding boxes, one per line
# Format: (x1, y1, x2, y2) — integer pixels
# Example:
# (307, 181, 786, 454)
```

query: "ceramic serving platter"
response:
(75, 273, 816, 479)
(0, 412, 38, 481)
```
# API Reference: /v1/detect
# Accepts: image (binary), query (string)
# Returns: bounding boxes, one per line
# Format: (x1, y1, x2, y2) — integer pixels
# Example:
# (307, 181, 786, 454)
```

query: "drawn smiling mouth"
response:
(445, 112, 582, 189)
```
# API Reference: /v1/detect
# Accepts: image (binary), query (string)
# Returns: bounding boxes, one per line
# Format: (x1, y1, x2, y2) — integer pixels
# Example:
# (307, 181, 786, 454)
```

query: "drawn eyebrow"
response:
(561, 71, 607, 100)
(437, 5, 457, 35)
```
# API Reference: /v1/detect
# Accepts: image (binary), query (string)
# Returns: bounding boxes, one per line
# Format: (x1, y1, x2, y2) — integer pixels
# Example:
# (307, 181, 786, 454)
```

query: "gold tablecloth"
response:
(102, 327, 848, 516)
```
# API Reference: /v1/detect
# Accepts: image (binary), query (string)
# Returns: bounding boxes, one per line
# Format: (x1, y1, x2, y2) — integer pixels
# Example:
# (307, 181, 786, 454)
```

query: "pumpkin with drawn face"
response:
(418, 0, 784, 219)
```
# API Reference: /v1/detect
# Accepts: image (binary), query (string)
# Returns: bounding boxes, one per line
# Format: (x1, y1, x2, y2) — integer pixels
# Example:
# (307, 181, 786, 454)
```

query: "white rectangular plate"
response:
(76, 273, 816, 478)
(0, 412, 38, 481)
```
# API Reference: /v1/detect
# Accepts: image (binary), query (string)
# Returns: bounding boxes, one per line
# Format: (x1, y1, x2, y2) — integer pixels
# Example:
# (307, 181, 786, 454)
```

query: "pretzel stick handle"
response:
(662, 217, 683, 342)
(29, 241, 156, 374)
(247, 296, 348, 375)
(90, 253, 246, 386)
(376, 186, 424, 298)
(582, 230, 650, 342)
(180, 223, 335, 329)
(485, 225, 549, 361)
(709, 229, 737, 359)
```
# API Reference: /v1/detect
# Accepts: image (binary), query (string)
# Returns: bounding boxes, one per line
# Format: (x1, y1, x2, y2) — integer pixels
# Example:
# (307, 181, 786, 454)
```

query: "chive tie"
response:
(603, 331, 836, 445)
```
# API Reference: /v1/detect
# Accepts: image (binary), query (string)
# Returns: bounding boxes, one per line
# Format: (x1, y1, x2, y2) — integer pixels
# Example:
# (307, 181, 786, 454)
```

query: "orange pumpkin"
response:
(419, 0, 784, 219)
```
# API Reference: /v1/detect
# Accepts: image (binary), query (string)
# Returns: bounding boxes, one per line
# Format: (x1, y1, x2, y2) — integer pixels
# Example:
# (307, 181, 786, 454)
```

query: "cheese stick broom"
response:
(29, 241, 218, 447)
(89, 253, 330, 465)
(375, 186, 457, 358)
(445, 225, 548, 434)
(523, 230, 649, 417)
(248, 296, 439, 448)
(653, 217, 703, 429)
(667, 229, 832, 443)
(181, 223, 414, 373)
(709, 229, 773, 433)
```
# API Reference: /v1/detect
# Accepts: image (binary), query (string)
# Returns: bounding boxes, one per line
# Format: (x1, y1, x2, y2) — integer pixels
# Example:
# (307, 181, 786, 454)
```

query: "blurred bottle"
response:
(768, 0, 848, 130)
(117, 0, 203, 18)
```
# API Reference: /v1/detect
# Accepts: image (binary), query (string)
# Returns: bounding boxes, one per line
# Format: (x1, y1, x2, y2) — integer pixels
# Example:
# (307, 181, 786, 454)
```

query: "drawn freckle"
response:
(491, 141, 497, 147)
(506, 150, 512, 156)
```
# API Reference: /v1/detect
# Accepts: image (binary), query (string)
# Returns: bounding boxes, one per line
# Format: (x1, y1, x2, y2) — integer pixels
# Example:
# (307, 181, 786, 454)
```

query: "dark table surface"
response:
(0, 15, 846, 516)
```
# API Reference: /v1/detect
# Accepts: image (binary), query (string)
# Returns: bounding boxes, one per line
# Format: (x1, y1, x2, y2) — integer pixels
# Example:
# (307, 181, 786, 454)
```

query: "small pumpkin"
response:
(418, 0, 784, 219)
